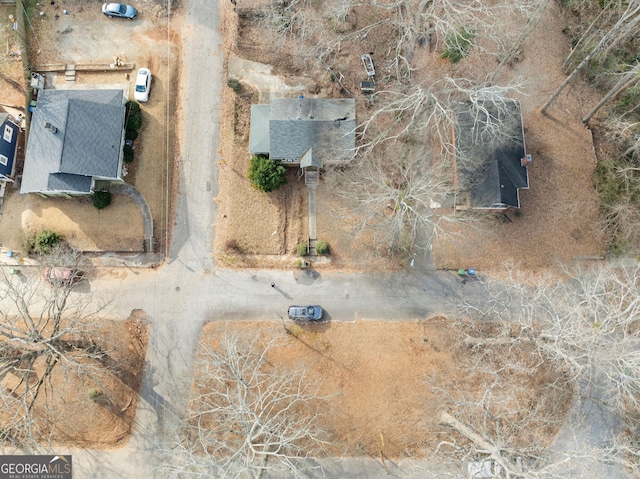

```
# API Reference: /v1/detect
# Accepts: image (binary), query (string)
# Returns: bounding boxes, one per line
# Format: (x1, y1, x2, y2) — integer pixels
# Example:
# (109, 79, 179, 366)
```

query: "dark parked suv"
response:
(288, 305, 324, 321)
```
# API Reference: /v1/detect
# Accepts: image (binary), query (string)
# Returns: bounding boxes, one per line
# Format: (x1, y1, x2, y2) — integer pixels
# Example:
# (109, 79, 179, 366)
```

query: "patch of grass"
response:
(594, 159, 631, 205)
(615, 86, 640, 115)
(285, 322, 305, 338)
(593, 158, 640, 254)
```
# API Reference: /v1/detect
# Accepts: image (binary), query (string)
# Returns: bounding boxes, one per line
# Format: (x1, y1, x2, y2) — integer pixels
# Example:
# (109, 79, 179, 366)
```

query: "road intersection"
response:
(29, 0, 627, 477)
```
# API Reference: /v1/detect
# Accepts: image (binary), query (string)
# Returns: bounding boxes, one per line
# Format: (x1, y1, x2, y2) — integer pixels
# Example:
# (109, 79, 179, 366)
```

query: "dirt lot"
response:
(0, 0, 180, 255)
(215, 0, 606, 272)
(197, 318, 571, 458)
(0, 311, 148, 447)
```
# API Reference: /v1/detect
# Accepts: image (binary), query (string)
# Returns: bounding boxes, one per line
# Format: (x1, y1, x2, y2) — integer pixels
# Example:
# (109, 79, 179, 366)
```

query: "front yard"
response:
(0, 0, 180, 256)
(215, 0, 605, 272)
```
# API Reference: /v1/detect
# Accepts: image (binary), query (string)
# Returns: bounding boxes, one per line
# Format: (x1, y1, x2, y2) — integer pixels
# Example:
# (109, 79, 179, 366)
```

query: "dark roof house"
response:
(21, 89, 126, 196)
(455, 98, 529, 209)
(249, 98, 356, 167)
(0, 113, 20, 182)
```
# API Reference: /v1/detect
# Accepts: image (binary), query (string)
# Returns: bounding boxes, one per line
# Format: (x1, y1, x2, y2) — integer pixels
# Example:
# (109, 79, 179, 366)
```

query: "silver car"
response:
(288, 305, 324, 321)
(102, 3, 137, 19)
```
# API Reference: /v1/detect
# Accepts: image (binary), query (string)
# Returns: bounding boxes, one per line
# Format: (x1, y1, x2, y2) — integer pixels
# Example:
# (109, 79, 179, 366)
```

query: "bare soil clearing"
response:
(0, 311, 148, 448)
(0, 0, 180, 256)
(198, 319, 570, 458)
(216, 1, 605, 272)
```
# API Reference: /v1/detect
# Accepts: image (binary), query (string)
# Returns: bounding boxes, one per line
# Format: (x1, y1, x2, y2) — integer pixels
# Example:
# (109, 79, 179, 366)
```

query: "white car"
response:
(134, 68, 152, 102)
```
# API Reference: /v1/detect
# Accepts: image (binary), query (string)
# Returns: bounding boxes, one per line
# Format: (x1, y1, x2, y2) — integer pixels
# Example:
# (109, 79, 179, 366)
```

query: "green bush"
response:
(441, 27, 476, 64)
(297, 242, 308, 256)
(123, 144, 134, 163)
(125, 129, 138, 141)
(247, 155, 287, 193)
(227, 78, 241, 92)
(34, 230, 60, 254)
(315, 241, 330, 255)
(88, 389, 103, 401)
(125, 100, 143, 131)
(93, 191, 112, 210)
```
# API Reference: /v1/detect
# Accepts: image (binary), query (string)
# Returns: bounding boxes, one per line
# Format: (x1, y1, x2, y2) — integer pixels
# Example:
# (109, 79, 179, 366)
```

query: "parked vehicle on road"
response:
(42, 267, 83, 285)
(102, 3, 137, 19)
(134, 68, 152, 102)
(288, 305, 324, 321)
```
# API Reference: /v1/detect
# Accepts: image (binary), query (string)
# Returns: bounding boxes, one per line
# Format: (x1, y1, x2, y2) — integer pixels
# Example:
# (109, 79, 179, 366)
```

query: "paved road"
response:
(68, 0, 224, 476)
(168, 0, 221, 273)
(37, 1, 628, 478)
(59, 0, 474, 476)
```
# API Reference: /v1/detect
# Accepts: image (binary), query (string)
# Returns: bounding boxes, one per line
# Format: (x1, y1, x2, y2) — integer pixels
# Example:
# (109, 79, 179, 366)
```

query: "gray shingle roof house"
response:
(249, 98, 356, 166)
(455, 99, 529, 209)
(20, 89, 126, 196)
(0, 113, 19, 182)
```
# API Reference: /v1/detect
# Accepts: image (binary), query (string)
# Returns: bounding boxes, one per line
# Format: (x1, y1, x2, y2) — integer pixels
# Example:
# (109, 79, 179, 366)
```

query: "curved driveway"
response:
(109, 182, 154, 239)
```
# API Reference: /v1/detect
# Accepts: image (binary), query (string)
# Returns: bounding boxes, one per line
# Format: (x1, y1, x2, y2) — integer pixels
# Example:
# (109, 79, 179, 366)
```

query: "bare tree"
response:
(326, 139, 459, 254)
(583, 62, 640, 124)
(323, 81, 525, 255)
(461, 263, 640, 416)
(541, 0, 640, 114)
(422, 316, 571, 479)
(0, 251, 107, 447)
(254, 0, 545, 84)
(416, 264, 640, 477)
(167, 333, 330, 479)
